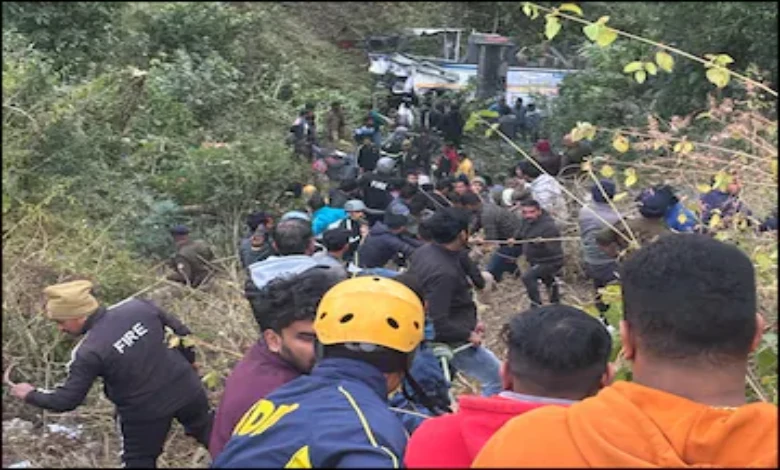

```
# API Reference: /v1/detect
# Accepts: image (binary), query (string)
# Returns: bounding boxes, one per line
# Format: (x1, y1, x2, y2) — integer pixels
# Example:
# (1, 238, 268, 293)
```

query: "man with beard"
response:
(209, 267, 342, 459)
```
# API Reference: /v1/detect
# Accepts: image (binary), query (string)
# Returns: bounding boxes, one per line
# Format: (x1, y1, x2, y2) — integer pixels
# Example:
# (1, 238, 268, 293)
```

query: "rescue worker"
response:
(474, 235, 777, 468)
(167, 225, 215, 288)
(325, 101, 347, 143)
(9, 280, 212, 468)
(463, 192, 524, 283)
(407, 207, 503, 397)
(214, 276, 426, 468)
(357, 157, 398, 225)
(338, 199, 369, 264)
(210, 267, 342, 459)
(578, 180, 622, 319)
(516, 199, 564, 307)
(406, 305, 613, 467)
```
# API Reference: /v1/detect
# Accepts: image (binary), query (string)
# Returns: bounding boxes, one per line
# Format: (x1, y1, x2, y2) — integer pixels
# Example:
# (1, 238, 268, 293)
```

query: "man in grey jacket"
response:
(578, 180, 622, 320)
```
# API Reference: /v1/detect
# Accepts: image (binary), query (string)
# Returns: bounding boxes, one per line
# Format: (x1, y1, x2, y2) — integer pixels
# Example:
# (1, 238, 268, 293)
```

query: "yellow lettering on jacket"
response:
(233, 400, 299, 437)
(284, 445, 312, 468)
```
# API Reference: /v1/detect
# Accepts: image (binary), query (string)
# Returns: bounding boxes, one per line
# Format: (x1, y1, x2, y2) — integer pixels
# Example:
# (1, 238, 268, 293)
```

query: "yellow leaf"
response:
(634, 70, 647, 84)
(677, 213, 688, 225)
(655, 51, 674, 72)
(706, 67, 730, 89)
(715, 54, 734, 66)
(771, 159, 777, 178)
(682, 141, 694, 153)
(522, 2, 533, 17)
(673, 142, 683, 153)
(181, 336, 196, 348)
(652, 139, 666, 150)
(545, 15, 562, 40)
(202, 370, 221, 389)
(612, 192, 628, 202)
(600, 165, 615, 178)
(559, 3, 583, 15)
(623, 61, 644, 73)
(709, 213, 722, 229)
(624, 168, 638, 187)
(612, 134, 630, 153)
(167, 335, 181, 349)
(713, 171, 731, 191)
(696, 184, 711, 193)
(596, 27, 618, 47)
(644, 62, 658, 76)
(485, 122, 500, 137)
(673, 140, 694, 154)
(738, 219, 749, 231)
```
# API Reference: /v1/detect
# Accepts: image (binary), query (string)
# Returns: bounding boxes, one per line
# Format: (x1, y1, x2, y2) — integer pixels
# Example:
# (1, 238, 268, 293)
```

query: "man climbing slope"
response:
(9, 280, 212, 468)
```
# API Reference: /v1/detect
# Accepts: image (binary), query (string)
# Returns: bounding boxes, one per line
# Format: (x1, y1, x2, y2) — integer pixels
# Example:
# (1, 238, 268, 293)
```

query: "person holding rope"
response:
(214, 276, 426, 468)
(407, 207, 503, 397)
(8, 280, 212, 468)
(406, 304, 614, 468)
(516, 199, 565, 307)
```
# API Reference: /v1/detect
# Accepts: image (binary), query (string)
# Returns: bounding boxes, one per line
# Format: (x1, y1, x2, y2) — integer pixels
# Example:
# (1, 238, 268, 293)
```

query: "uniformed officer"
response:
(9, 280, 213, 468)
(167, 225, 216, 287)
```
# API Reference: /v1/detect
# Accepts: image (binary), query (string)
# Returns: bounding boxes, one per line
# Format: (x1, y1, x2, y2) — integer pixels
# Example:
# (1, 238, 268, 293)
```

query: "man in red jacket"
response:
(404, 304, 614, 468)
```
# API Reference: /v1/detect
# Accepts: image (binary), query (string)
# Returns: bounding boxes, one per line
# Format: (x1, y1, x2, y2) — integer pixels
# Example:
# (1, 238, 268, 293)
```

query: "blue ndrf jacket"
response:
(213, 357, 408, 468)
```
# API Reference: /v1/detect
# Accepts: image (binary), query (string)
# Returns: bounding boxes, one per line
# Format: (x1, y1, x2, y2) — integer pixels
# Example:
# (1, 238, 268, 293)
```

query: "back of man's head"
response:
(502, 305, 612, 399)
(257, 267, 342, 333)
(460, 191, 482, 209)
(273, 219, 313, 255)
(519, 161, 542, 180)
(620, 234, 757, 365)
(321, 228, 351, 253)
(308, 193, 326, 212)
(435, 177, 454, 193)
(427, 207, 471, 245)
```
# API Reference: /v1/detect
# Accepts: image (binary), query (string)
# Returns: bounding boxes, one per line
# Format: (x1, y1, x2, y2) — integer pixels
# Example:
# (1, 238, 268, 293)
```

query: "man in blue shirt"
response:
(214, 276, 426, 468)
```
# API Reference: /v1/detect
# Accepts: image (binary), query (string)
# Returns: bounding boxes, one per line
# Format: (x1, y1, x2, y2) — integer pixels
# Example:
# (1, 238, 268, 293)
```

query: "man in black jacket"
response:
(407, 207, 502, 397)
(9, 280, 211, 468)
(516, 199, 565, 306)
(357, 206, 422, 271)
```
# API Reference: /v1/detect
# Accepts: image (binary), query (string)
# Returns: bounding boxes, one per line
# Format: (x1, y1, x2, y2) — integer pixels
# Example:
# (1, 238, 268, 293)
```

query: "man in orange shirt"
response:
(474, 234, 778, 468)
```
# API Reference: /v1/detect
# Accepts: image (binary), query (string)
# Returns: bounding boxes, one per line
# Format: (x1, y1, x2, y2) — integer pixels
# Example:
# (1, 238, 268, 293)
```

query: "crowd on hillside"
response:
(7, 91, 778, 469)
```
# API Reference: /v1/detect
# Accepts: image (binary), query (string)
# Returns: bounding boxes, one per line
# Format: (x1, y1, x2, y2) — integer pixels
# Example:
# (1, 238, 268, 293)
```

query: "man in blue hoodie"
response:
(214, 276, 426, 468)
(308, 193, 347, 237)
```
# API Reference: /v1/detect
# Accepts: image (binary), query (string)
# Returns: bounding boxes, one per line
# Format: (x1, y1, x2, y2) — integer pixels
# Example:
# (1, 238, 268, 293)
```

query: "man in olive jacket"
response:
(516, 199, 564, 306)
(167, 225, 215, 287)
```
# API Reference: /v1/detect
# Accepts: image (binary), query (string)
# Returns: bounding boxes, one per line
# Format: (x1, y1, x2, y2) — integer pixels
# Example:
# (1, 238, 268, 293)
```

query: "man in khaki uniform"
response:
(167, 225, 215, 287)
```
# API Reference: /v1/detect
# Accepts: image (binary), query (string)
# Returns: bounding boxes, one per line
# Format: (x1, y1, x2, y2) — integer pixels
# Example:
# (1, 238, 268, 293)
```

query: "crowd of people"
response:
(8, 91, 778, 469)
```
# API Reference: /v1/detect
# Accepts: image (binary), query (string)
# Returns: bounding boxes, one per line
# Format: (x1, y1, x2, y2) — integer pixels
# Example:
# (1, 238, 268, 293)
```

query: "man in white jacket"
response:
(518, 160, 567, 220)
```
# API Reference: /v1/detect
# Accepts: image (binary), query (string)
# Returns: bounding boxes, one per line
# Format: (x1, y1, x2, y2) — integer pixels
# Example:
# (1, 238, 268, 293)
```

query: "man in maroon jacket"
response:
(209, 267, 341, 459)
(404, 305, 614, 468)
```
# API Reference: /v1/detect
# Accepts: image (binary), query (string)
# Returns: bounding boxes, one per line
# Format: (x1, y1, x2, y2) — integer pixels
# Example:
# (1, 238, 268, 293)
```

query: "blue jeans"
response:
(486, 245, 524, 282)
(450, 344, 502, 397)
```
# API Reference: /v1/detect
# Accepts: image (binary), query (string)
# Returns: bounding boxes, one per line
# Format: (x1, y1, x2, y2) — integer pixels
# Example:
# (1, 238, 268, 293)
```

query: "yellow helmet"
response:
(302, 184, 317, 199)
(315, 276, 424, 354)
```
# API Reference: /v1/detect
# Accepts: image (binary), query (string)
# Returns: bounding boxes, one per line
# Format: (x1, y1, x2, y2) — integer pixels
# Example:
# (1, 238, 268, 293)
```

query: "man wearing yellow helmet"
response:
(214, 277, 426, 468)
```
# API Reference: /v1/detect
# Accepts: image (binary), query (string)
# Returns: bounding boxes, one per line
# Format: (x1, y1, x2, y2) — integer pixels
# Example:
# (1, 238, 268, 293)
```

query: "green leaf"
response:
(623, 61, 644, 73)
(715, 54, 734, 66)
(559, 3, 583, 15)
(634, 70, 647, 84)
(644, 62, 658, 75)
(583, 22, 601, 41)
(596, 27, 618, 47)
(706, 67, 730, 89)
(655, 51, 674, 72)
(545, 15, 562, 40)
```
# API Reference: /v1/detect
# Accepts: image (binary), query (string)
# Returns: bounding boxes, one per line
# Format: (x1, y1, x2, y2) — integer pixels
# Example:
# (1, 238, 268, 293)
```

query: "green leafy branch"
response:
(522, 2, 778, 96)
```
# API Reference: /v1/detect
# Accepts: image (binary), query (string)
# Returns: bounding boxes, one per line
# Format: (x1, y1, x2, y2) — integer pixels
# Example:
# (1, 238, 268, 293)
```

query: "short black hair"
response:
(455, 174, 470, 185)
(482, 174, 494, 187)
(400, 183, 418, 200)
(273, 219, 312, 255)
(308, 193, 325, 211)
(321, 228, 351, 252)
(519, 160, 542, 179)
(519, 199, 541, 210)
(435, 177, 454, 192)
(460, 191, 482, 207)
(246, 211, 270, 232)
(620, 234, 757, 364)
(258, 267, 341, 333)
(427, 207, 470, 244)
(502, 305, 612, 398)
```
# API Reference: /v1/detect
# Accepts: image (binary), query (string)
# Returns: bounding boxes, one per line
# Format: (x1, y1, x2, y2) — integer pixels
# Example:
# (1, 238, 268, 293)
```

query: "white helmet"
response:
(376, 157, 396, 174)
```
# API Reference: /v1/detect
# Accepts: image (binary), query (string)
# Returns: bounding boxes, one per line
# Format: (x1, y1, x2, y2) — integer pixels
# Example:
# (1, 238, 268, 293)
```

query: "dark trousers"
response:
(522, 262, 563, 306)
(486, 245, 524, 282)
(584, 261, 619, 315)
(117, 390, 212, 468)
